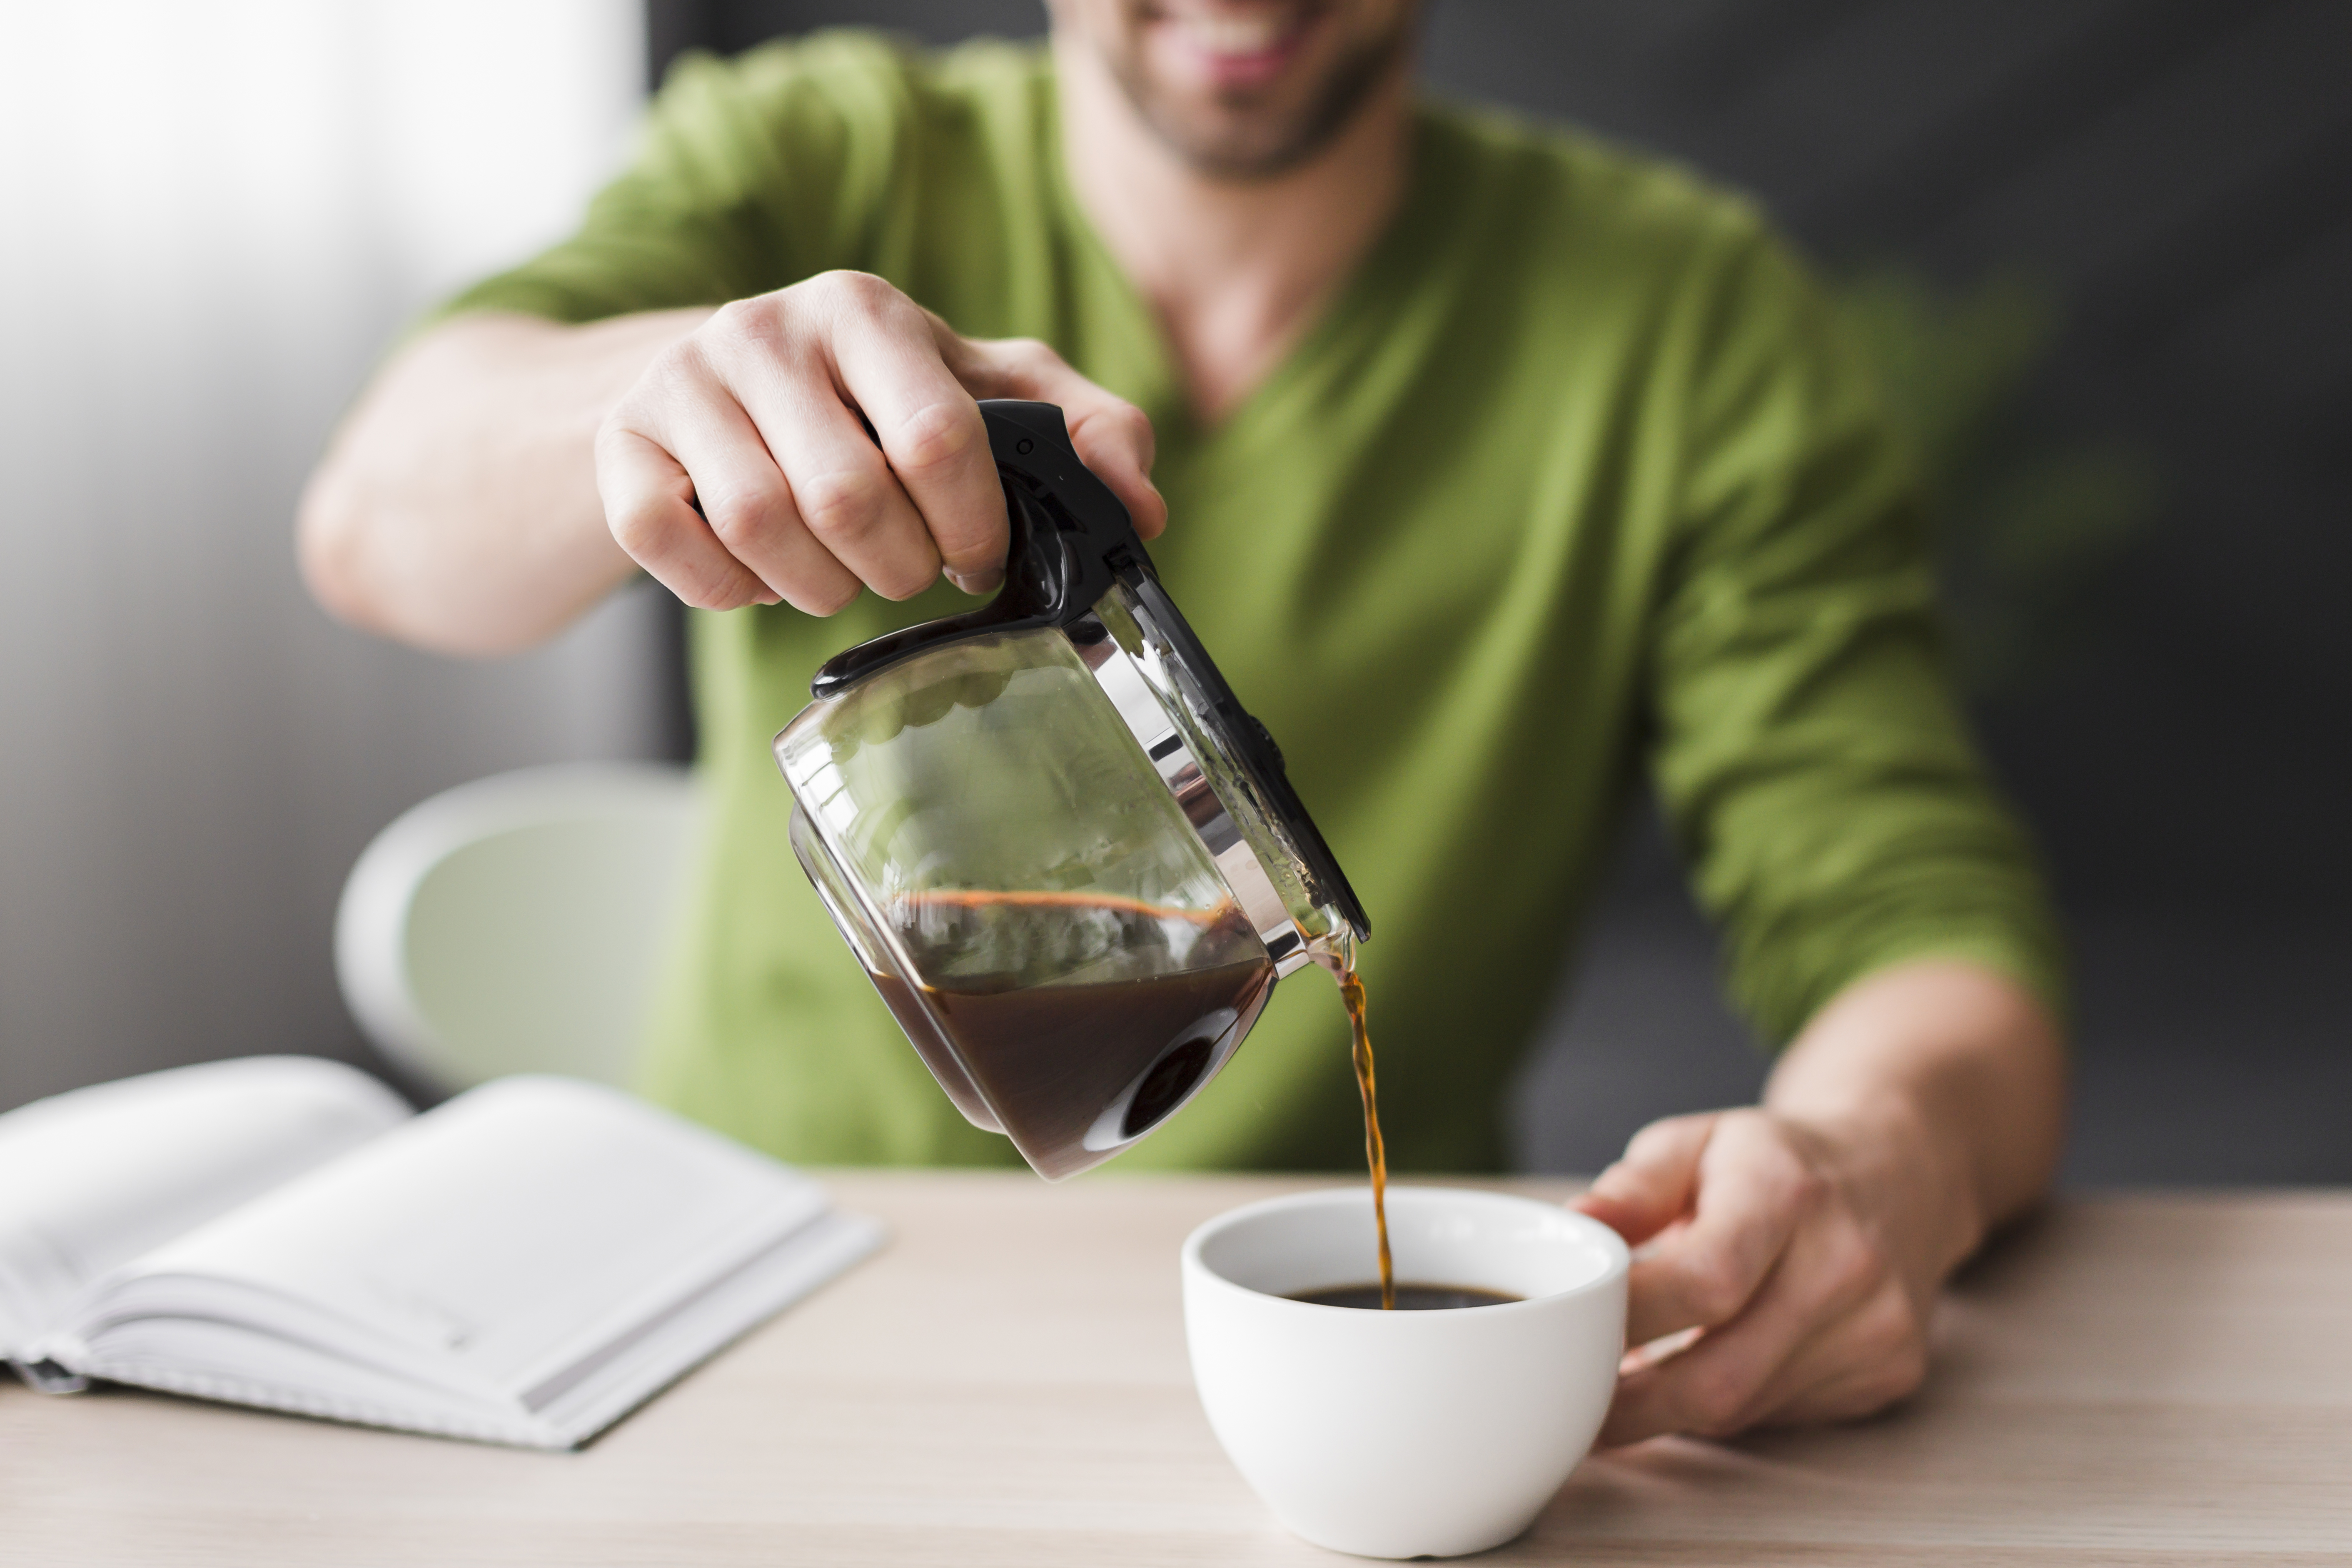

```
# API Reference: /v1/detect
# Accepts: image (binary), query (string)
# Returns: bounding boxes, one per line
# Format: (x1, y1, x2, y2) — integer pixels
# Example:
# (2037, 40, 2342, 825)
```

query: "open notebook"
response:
(0, 1058, 880, 1448)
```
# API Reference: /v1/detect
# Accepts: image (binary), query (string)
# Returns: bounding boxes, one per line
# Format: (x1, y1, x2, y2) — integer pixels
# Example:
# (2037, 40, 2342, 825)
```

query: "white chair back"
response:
(335, 764, 702, 1092)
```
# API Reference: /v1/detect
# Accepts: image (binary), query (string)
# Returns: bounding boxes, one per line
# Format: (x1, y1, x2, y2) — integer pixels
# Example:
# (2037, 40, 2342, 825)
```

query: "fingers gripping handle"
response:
(809, 401, 1139, 700)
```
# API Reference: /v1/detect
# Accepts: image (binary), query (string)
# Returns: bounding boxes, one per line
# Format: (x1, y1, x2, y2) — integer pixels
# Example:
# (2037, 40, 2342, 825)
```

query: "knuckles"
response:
(1809, 1289, 1931, 1428)
(705, 294, 776, 344)
(701, 274, 907, 365)
(794, 466, 938, 601)
(888, 399, 983, 478)
(1678, 1358, 1767, 1436)
(699, 478, 791, 554)
(1781, 1147, 1831, 1209)
(1875, 1336, 1931, 1407)
(604, 492, 672, 562)
(807, 268, 901, 312)
(1854, 1281, 1928, 1371)
(1626, 1112, 1710, 1163)
(1823, 1304, 1931, 1425)
(1076, 401, 1156, 471)
(1095, 399, 1152, 442)
(995, 335, 1063, 371)
(803, 269, 918, 337)
(1818, 1221, 1895, 1308)
(793, 464, 893, 548)
(696, 295, 803, 369)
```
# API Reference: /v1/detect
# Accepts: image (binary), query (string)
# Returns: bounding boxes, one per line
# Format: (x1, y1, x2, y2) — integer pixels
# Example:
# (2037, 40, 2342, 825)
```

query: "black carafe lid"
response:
(811, 400, 1369, 943)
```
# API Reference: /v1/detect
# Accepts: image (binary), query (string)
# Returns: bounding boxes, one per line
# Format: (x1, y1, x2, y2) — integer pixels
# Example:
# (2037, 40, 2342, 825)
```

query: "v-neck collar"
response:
(1036, 65, 1453, 464)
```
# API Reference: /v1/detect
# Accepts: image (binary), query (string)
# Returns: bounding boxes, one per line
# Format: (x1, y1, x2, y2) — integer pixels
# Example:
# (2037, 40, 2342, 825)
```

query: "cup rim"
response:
(1182, 1184, 1630, 1317)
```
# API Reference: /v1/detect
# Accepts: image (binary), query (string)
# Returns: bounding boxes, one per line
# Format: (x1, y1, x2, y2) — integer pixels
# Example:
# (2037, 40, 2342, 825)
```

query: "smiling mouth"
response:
(1145, 3, 1329, 90)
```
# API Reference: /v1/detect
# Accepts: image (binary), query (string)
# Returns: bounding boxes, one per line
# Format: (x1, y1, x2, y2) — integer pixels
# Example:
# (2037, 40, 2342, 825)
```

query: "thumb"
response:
(1572, 1113, 1718, 1247)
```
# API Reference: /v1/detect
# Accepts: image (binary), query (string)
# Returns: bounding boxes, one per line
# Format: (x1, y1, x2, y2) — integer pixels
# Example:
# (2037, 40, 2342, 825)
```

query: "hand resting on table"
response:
(1573, 957, 2067, 1446)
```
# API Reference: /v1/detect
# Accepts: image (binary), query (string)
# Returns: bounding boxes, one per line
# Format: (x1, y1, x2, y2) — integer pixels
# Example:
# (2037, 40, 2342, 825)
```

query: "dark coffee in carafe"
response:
(864, 890, 1276, 1179)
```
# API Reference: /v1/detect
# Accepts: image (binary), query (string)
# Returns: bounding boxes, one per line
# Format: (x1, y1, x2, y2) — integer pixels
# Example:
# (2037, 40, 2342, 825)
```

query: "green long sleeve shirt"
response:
(443, 32, 2064, 1174)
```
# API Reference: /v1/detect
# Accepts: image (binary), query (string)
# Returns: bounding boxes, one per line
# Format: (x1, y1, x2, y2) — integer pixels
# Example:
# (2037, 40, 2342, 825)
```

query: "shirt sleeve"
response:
(1645, 214, 2069, 1047)
(431, 31, 924, 324)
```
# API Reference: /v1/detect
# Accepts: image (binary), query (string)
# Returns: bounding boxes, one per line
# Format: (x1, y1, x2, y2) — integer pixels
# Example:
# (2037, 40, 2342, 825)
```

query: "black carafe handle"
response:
(809, 401, 1141, 700)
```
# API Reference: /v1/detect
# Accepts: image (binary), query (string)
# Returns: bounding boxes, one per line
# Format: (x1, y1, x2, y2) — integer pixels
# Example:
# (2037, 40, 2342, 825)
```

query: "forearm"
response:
(1763, 958, 2068, 1281)
(298, 308, 709, 655)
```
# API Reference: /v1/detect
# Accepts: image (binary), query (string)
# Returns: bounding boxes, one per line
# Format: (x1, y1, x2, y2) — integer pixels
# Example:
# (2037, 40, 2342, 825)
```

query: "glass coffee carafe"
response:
(774, 401, 1368, 1179)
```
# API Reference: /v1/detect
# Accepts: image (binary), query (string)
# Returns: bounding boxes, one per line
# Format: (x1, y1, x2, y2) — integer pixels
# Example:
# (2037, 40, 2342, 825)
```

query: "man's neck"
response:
(1053, 34, 1412, 426)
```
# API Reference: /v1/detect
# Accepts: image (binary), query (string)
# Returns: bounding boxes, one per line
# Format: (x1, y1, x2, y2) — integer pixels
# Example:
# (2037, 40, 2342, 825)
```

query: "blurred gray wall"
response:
(0, 1, 659, 1113)
(654, 1, 2352, 1182)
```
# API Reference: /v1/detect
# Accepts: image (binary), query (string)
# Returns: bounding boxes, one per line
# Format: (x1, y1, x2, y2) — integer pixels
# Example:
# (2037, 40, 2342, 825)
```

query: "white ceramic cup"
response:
(1182, 1186, 1629, 1560)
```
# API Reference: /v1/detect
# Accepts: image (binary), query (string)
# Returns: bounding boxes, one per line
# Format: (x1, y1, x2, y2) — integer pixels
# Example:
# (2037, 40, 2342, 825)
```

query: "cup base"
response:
(1274, 1500, 1546, 1561)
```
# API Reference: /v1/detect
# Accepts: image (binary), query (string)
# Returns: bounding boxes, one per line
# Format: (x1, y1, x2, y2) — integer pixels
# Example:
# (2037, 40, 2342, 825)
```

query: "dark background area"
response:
(647, 0, 2351, 1183)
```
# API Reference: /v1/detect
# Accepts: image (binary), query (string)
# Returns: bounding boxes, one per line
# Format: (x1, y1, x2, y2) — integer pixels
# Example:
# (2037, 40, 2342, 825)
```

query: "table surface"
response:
(3, 1173, 2349, 1567)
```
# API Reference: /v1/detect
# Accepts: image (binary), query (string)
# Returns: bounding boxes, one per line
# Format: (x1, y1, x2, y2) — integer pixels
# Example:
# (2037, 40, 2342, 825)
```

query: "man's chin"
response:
(1125, 62, 1401, 179)
(1095, 4, 1415, 182)
(1142, 106, 1333, 180)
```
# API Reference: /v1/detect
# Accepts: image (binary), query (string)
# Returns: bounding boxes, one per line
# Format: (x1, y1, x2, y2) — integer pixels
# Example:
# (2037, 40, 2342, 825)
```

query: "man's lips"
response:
(1147, 6, 1325, 91)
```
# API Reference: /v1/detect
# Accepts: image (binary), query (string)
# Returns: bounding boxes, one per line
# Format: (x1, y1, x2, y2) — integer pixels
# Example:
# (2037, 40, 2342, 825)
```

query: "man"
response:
(300, 1, 2067, 1446)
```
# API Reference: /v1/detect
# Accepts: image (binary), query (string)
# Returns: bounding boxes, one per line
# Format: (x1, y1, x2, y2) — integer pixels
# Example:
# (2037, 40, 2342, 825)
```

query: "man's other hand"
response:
(1572, 1108, 1940, 1446)
(595, 270, 1166, 615)
(1567, 960, 2066, 1448)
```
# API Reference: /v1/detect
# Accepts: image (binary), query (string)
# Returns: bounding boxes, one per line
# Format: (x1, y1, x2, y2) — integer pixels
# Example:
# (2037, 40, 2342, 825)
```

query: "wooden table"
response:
(3, 1174, 2348, 1566)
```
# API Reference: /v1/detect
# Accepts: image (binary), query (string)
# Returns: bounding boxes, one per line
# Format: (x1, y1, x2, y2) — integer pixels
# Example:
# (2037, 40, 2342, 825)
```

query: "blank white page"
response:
(0, 1057, 409, 1357)
(107, 1077, 830, 1399)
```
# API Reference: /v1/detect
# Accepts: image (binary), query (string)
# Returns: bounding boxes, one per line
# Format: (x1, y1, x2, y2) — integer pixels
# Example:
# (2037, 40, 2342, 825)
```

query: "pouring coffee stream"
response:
(775, 400, 1385, 1284)
(1318, 937, 1394, 1311)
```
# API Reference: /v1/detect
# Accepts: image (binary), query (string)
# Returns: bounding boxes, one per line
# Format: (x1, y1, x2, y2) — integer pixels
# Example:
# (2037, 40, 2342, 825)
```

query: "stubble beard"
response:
(1102, 16, 1414, 181)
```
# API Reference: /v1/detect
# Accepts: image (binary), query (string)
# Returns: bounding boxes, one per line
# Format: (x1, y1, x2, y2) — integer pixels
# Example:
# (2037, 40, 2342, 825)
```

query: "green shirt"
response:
(445, 32, 2064, 1174)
